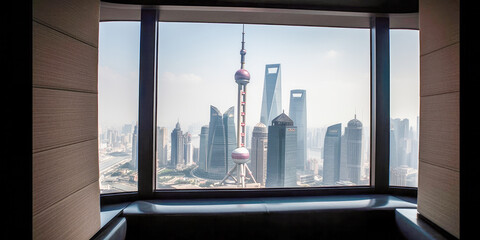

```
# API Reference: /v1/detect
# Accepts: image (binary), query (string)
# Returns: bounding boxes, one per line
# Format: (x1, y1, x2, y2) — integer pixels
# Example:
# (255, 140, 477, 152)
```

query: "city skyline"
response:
(98, 21, 419, 192)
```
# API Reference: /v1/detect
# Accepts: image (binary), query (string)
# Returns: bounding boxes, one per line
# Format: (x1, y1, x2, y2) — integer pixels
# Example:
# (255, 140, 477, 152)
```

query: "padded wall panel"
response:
(417, 161, 459, 238)
(33, 139, 99, 215)
(33, 22, 98, 93)
(420, 43, 459, 97)
(33, 88, 97, 152)
(33, 0, 99, 47)
(33, 182, 101, 240)
(419, 0, 459, 55)
(419, 92, 459, 171)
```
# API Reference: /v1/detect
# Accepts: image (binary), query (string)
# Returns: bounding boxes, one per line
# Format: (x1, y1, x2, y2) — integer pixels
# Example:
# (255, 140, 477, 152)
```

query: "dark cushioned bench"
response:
(121, 194, 417, 240)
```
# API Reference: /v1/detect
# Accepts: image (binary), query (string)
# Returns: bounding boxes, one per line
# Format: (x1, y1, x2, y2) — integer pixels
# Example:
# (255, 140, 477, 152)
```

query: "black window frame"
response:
(99, 4, 418, 205)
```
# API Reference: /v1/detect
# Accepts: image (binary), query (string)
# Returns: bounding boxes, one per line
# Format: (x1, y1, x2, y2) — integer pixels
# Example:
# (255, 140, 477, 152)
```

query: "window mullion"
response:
(138, 8, 158, 199)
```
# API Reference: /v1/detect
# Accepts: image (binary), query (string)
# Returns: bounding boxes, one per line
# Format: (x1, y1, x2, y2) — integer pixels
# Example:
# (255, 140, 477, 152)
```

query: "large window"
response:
(97, 7, 419, 196)
(98, 22, 140, 194)
(155, 22, 371, 189)
(389, 29, 420, 187)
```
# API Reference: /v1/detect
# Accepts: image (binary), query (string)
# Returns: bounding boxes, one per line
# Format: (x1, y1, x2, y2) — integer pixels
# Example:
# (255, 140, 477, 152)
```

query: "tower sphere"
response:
(240, 49, 247, 55)
(232, 147, 250, 164)
(235, 69, 250, 83)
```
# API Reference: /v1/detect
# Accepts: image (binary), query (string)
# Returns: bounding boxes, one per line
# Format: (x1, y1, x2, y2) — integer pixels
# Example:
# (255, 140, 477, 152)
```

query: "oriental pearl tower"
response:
(221, 25, 257, 187)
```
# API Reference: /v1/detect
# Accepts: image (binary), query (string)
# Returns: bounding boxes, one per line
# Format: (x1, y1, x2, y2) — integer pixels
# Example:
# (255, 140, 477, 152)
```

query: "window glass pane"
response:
(98, 22, 140, 193)
(389, 29, 419, 187)
(156, 22, 370, 189)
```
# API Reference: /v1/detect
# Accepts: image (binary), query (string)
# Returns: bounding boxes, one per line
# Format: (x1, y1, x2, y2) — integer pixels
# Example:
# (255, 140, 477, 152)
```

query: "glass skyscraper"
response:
(260, 64, 282, 126)
(206, 105, 237, 178)
(323, 123, 341, 185)
(266, 113, 297, 188)
(289, 89, 307, 171)
(171, 121, 184, 169)
(223, 107, 237, 173)
(345, 116, 362, 184)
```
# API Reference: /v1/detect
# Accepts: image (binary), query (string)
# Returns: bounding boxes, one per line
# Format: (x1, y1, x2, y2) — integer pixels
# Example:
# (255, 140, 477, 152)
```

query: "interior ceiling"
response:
(100, 0, 418, 13)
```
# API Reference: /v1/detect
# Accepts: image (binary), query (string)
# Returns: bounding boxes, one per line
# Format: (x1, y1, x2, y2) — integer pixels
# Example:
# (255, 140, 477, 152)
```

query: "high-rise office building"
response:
(223, 106, 237, 173)
(157, 127, 168, 167)
(122, 124, 133, 135)
(250, 122, 268, 186)
(198, 125, 209, 171)
(289, 89, 307, 171)
(183, 132, 193, 166)
(131, 123, 138, 170)
(171, 121, 184, 169)
(266, 113, 297, 188)
(323, 123, 341, 185)
(345, 116, 362, 184)
(206, 105, 236, 177)
(260, 64, 282, 126)
(391, 118, 409, 168)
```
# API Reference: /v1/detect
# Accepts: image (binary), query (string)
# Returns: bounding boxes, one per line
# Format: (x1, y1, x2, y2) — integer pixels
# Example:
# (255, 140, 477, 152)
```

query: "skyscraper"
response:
(223, 106, 237, 173)
(289, 89, 307, 171)
(391, 118, 409, 168)
(157, 127, 168, 168)
(346, 115, 363, 184)
(250, 122, 268, 186)
(198, 125, 209, 171)
(183, 132, 193, 166)
(260, 64, 282, 126)
(171, 121, 184, 169)
(323, 123, 341, 185)
(206, 105, 236, 177)
(131, 123, 138, 170)
(266, 113, 297, 188)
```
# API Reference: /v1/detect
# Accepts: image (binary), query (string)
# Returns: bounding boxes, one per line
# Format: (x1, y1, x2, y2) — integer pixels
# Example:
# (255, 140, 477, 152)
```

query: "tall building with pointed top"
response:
(266, 113, 297, 188)
(260, 64, 282, 126)
(323, 123, 341, 185)
(289, 89, 307, 171)
(170, 121, 184, 169)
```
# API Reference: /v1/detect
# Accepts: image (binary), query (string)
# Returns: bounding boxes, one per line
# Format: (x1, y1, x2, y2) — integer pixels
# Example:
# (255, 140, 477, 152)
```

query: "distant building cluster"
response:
(100, 64, 417, 190)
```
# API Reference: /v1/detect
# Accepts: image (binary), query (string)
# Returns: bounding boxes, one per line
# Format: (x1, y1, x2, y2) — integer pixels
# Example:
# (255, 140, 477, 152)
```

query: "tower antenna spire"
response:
(240, 24, 246, 69)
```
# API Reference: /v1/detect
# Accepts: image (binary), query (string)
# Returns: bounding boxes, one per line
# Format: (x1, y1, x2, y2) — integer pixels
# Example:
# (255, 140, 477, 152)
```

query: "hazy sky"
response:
(98, 22, 419, 134)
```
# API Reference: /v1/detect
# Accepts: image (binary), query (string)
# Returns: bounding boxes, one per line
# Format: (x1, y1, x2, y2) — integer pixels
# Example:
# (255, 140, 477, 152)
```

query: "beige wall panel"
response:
(418, 161, 459, 238)
(33, 22, 97, 93)
(419, 0, 459, 56)
(33, 139, 99, 215)
(419, 92, 459, 170)
(33, 88, 97, 152)
(33, 182, 100, 240)
(420, 43, 459, 97)
(33, 0, 99, 47)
